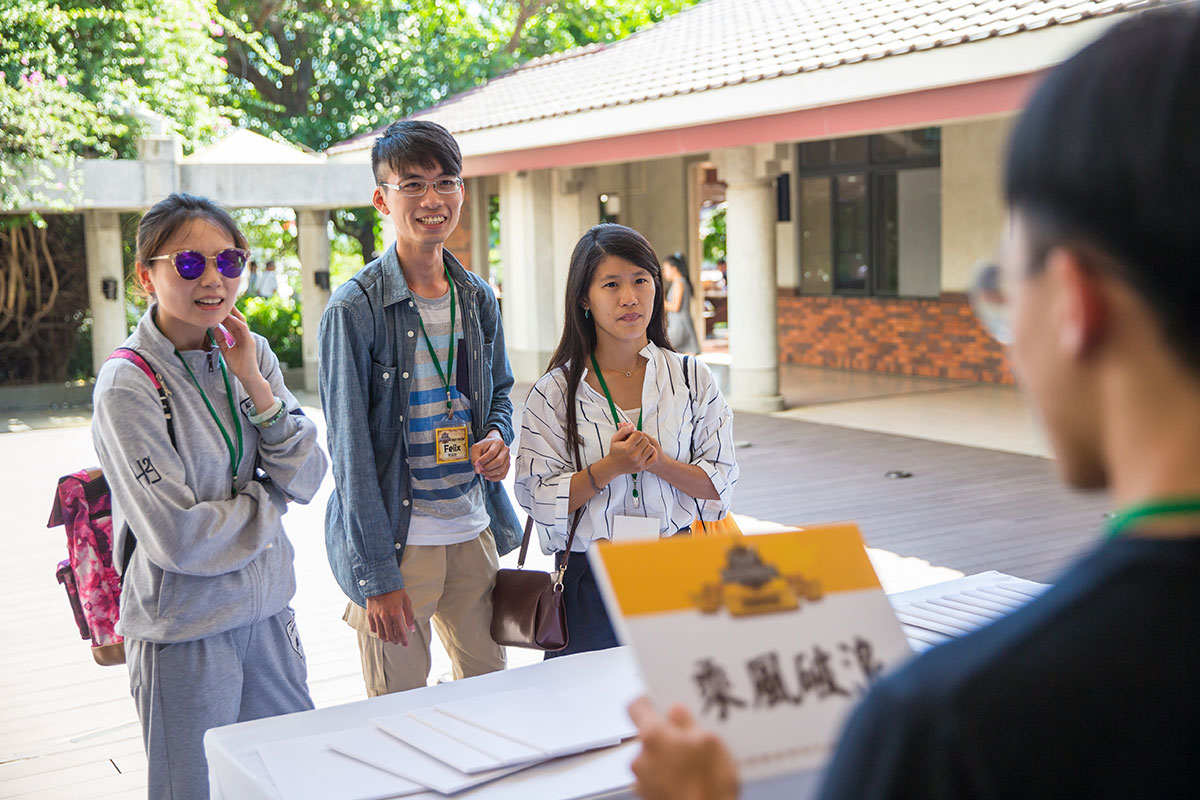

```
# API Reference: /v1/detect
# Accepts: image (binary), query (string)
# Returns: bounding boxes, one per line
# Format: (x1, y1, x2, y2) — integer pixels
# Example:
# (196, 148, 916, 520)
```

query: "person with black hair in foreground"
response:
(628, 6, 1200, 798)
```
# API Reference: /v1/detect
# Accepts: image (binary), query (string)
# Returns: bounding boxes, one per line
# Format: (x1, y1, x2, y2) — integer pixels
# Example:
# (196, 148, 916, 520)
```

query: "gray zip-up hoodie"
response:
(91, 308, 328, 643)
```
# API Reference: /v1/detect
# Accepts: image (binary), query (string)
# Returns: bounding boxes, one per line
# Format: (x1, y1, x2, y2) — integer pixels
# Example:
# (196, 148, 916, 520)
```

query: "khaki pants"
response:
(344, 528, 506, 696)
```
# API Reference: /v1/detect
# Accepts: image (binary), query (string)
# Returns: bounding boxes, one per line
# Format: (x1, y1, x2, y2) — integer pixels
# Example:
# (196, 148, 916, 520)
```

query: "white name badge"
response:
(434, 425, 470, 464)
(613, 514, 661, 541)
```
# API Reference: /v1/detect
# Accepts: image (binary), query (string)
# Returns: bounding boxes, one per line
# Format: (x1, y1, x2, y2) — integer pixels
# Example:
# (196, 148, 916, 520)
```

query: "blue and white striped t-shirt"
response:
(405, 287, 488, 545)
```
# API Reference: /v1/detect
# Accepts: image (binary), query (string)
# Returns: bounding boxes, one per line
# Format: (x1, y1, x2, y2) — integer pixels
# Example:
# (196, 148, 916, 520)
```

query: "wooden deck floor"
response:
(0, 399, 1107, 798)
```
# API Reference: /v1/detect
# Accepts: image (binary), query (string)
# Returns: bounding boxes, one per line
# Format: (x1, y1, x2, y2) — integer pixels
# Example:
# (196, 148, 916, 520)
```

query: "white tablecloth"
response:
(206, 572, 1043, 799)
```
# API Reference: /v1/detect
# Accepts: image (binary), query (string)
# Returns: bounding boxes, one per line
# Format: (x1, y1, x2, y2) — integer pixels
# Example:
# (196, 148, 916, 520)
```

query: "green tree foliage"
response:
(498, 1, 701, 62)
(701, 203, 726, 265)
(0, 0, 230, 209)
(214, 1, 702, 152)
(236, 294, 302, 368)
(0, 1, 230, 382)
(213, 1, 702, 264)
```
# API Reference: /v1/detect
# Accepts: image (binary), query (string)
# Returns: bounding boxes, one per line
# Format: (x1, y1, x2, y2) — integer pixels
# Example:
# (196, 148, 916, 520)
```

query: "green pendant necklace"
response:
(590, 352, 643, 507)
(415, 265, 457, 418)
(175, 330, 244, 496)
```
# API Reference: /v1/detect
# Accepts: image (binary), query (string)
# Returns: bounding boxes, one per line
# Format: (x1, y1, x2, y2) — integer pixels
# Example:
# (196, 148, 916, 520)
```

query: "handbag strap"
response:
(518, 509, 585, 576)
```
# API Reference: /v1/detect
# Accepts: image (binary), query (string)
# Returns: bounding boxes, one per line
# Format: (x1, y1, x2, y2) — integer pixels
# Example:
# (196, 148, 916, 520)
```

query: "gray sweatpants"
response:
(126, 607, 313, 800)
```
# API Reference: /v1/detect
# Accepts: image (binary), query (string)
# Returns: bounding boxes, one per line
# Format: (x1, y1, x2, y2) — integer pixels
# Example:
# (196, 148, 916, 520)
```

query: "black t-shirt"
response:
(816, 535, 1200, 800)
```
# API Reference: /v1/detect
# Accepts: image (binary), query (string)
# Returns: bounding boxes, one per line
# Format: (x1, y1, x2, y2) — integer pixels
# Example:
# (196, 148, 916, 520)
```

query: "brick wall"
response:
(777, 292, 1014, 384)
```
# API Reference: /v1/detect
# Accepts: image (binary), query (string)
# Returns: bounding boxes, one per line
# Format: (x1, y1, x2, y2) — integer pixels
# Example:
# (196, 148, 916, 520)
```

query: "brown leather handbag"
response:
(491, 510, 583, 651)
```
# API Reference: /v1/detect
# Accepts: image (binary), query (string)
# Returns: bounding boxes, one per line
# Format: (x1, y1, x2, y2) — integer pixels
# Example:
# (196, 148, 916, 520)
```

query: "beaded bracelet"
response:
(248, 397, 287, 428)
(260, 402, 289, 428)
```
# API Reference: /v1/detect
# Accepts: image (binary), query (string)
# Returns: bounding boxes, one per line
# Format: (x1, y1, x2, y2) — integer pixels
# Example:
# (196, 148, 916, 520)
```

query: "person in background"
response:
(662, 252, 700, 355)
(243, 259, 260, 297)
(515, 224, 738, 658)
(256, 259, 279, 297)
(627, 7, 1200, 799)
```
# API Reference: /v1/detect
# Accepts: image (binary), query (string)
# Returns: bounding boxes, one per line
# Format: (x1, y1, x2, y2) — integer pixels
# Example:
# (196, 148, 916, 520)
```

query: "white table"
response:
(206, 572, 1044, 799)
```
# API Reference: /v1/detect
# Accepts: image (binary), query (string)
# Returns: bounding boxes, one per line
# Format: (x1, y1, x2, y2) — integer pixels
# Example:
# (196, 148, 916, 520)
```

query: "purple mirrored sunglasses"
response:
(149, 248, 249, 280)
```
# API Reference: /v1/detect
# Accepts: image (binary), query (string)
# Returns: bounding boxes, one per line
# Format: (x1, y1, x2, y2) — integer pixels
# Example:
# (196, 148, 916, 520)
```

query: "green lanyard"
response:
(590, 352, 643, 505)
(416, 265, 457, 418)
(1105, 496, 1200, 539)
(175, 331, 244, 496)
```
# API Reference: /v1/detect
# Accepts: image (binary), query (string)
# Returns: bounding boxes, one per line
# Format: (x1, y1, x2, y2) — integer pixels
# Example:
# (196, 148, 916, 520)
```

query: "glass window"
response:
(800, 177, 832, 295)
(796, 127, 942, 297)
(801, 140, 831, 167)
(833, 174, 869, 292)
(870, 132, 909, 163)
(907, 128, 941, 159)
(873, 173, 899, 295)
(832, 136, 868, 165)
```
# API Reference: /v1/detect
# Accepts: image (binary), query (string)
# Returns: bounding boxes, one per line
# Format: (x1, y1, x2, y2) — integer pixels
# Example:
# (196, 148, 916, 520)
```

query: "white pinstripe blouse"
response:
(514, 341, 739, 554)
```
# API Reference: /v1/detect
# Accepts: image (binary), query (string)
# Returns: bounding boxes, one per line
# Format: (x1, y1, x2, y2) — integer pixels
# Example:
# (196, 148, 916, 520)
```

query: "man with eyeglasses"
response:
(318, 120, 521, 696)
(628, 6, 1200, 799)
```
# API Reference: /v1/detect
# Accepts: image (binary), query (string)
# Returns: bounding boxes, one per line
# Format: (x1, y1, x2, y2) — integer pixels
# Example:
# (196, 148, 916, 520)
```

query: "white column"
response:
(713, 147, 784, 413)
(83, 211, 127, 375)
(551, 167, 600, 344)
(467, 176, 491, 280)
(499, 169, 558, 382)
(296, 209, 331, 392)
(136, 133, 182, 205)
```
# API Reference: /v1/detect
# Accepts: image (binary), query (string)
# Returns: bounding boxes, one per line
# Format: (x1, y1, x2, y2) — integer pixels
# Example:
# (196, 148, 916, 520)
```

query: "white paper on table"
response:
(553, 674, 641, 740)
(894, 606, 977, 635)
(433, 688, 624, 756)
(920, 598, 1006, 623)
(448, 740, 638, 800)
(257, 734, 426, 800)
(371, 713, 501, 774)
(613, 514, 661, 541)
(406, 707, 547, 767)
(326, 726, 521, 794)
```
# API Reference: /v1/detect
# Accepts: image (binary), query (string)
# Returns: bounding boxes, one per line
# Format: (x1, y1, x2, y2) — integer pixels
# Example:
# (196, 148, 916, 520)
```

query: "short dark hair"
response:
(136, 193, 247, 265)
(371, 120, 462, 183)
(1005, 5, 1200, 372)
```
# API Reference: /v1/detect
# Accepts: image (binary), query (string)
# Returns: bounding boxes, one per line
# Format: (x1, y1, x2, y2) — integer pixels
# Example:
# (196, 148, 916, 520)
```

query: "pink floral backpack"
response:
(48, 348, 175, 666)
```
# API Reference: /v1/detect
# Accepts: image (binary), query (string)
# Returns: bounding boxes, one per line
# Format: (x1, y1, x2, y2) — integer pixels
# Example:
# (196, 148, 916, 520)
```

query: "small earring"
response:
(583, 308, 590, 319)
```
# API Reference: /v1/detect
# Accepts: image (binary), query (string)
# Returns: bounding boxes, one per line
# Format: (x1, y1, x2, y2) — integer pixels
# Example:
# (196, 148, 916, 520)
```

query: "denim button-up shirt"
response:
(318, 247, 521, 606)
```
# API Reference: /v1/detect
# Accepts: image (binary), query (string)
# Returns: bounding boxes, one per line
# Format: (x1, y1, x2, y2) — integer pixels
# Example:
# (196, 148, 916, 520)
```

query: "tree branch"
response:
(505, 0, 552, 54)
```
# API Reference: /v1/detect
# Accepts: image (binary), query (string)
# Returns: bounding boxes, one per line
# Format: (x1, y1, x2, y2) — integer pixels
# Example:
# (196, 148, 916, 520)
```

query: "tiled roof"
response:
(331, 0, 1161, 151)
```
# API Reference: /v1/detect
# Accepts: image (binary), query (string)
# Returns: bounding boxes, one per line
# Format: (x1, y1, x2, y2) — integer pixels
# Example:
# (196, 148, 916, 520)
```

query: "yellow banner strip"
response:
(594, 522, 881, 618)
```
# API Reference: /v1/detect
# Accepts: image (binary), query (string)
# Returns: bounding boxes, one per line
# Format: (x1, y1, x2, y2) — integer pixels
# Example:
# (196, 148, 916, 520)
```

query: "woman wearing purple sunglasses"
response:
(90, 193, 328, 800)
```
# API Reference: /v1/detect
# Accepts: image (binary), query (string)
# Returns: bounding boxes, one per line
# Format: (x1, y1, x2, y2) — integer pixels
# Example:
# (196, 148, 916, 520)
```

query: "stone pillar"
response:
(137, 133, 182, 204)
(551, 166, 600, 340)
(296, 210, 331, 391)
(467, 176, 491, 281)
(499, 169, 558, 382)
(712, 146, 784, 412)
(83, 211, 127, 375)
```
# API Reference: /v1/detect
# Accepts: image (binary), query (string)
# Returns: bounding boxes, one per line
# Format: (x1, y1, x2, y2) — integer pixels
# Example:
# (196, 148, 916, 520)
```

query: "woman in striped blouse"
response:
(514, 223, 739, 657)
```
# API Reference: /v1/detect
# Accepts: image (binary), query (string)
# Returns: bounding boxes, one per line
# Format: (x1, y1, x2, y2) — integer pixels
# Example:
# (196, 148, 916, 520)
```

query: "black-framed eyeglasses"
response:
(148, 248, 250, 280)
(378, 177, 464, 197)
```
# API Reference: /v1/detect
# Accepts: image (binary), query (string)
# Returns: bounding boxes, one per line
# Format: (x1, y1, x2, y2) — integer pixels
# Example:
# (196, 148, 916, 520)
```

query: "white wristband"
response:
(247, 397, 283, 426)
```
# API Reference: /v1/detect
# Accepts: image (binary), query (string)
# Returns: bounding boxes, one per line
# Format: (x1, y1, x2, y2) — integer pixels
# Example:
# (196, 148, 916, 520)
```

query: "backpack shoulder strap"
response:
(105, 348, 178, 578)
(107, 348, 177, 450)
